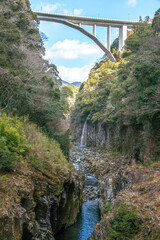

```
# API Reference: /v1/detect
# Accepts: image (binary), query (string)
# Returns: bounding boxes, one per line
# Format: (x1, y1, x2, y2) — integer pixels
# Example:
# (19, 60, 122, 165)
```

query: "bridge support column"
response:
(93, 24, 96, 36)
(119, 25, 127, 52)
(107, 26, 111, 51)
(79, 23, 81, 27)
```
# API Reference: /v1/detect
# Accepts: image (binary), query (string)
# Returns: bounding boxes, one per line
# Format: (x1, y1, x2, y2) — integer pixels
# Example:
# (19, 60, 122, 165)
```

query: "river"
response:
(55, 146, 100, 240)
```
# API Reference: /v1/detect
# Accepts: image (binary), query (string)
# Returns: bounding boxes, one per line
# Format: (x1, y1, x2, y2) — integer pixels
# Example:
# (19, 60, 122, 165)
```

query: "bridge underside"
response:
(38, 16, 116, 62)
(35, 12, 137, 62)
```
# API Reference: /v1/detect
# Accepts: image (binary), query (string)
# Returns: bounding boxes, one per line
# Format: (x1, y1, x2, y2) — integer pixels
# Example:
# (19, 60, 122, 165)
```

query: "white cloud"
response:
(58, 64, 93, 83)
(45, 39, 102, 61)
(63, 9, 70, 15)
(36, 2, 83, 16)
(127, 0, 137, 7)
(63, 8, 83, 16)
(38, 3, 64, 13)
(73, 8, 83, 16)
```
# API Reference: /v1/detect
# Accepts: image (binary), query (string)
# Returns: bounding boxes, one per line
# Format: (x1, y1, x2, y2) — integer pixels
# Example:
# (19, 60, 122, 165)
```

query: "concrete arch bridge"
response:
(34, 12, 138, 62)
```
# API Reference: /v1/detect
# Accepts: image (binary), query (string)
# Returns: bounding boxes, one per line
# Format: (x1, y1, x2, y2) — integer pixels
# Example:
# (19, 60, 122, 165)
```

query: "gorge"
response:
(0, 0, 160, 239)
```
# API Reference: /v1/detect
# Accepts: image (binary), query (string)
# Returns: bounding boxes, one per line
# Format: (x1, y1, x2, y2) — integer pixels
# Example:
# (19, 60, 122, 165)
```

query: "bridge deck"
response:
(35, 11, 138, 28)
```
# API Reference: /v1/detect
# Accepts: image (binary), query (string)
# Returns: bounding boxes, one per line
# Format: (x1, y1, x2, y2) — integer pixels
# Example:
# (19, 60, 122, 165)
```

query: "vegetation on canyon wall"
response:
(0, 0, 160, 239)
(102, 202, 142, 240)
(0, 114, 70, 173)
(71, 9, 160, 161)
(0, 2, 81, 237)
(99, 164, 160, 240)
(0, 0, 70, 161)
(71, 10, 160, 239)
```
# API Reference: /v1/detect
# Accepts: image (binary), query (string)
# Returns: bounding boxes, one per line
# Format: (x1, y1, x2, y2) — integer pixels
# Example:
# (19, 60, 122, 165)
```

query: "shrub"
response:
(103, 202, 112, 214)
(54, 129, 71, 160)
(0, 150, 17, 171)
(103, 203, 141, 240)
(23, 119, 70, 173)
(0, 115, 29, 171)
(16, 13, 29, 30)
(0, 115, 70, 173)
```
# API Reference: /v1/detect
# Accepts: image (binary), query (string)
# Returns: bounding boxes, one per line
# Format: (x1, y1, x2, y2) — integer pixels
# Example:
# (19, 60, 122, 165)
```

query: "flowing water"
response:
(55, 147, 100, 240)
(55, 199, 100, 240)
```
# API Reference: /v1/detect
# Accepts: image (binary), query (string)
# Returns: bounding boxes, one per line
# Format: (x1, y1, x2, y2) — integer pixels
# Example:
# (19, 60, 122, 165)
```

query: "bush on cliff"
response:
(24, 119, 70, 173)
(0, 0, 70, 157)
(0, 115, 29, 171)
(0, 115, 70, 173)
(54, 130, 71, 161)
(71, 9, 160, 160)
(102, 202, 141, 240)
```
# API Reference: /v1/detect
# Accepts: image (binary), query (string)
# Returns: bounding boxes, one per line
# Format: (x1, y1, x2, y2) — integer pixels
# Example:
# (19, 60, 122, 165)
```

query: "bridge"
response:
(34, 12, 139, 62)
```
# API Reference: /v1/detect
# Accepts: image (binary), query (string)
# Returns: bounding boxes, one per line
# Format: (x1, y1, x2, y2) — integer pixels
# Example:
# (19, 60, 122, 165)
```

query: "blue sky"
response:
(29, 0, 160, 83)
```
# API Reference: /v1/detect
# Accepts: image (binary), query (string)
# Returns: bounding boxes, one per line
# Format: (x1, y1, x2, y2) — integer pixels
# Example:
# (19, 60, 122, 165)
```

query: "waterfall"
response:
(80, 120, 87, 146)
(106, 127, 110, 147)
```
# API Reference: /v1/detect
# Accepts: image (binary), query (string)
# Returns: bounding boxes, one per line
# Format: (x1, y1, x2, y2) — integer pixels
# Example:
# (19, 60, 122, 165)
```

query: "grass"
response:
(0, 115, 72, 215)
(23, 118, 71, 174)
(0, 115, 71, 175)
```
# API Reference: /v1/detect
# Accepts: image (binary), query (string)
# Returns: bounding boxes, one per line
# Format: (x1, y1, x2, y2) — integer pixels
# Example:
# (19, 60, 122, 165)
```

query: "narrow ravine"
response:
(55, 146, 100, 240)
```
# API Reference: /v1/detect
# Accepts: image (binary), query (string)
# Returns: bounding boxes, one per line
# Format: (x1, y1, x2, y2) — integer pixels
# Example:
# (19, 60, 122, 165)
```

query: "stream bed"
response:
(56, 199, 100, 240)
(55, 147, 100, 240)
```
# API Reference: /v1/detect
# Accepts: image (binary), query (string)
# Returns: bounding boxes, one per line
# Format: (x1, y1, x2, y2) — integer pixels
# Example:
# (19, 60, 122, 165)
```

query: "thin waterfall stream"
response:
(80, 120, 87, 147)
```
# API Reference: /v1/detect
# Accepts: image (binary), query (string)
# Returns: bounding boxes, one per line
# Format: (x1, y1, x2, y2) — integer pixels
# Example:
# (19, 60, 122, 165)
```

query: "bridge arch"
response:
(35, 12, 138, 62)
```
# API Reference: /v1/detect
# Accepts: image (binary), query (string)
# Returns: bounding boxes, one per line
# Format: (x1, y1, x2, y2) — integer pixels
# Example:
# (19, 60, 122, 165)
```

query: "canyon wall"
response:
(0, 167, 84, 240)
(71, 120, 159, 162)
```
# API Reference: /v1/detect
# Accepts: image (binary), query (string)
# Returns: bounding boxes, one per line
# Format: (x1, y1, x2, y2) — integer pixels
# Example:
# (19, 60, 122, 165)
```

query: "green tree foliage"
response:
(71, 59, 119, 123)
(0, 115, 29, 171)
(152, 8, 160, 34)
(71, 9, 160, 159)
(113, 18, 160, 126)
(54, 130, 71, 161)
(111, 37, 119, 52)
(72, 10, 160, 125)
(0, 0, 69, 155)
(61, 85, 74, 113)
(111, 37, 120, 59)
(61, 84, 80, 115)
(0, 115, 70, 173)
(24, 118, 70, 173)
(102, 203, 141, 240)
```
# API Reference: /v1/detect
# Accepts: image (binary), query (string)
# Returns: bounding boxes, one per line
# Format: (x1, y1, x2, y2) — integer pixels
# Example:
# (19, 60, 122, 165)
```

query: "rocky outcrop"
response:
(89, 163, 160, 240)
(98, 168, 134, 209)
(71, 119, 158, 162)
(0, 166, 84, 240)
(72, 120, 135, 151)
(71, 121, 106, 147)
(88, 224, 106, 240)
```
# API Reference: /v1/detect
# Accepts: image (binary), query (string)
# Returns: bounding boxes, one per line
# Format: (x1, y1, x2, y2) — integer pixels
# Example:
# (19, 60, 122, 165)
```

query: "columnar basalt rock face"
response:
(0, 168, 84, 240)
(71, 120, 150, 161)
(98, 168, 134, 209)
(72, 121, 120, 148)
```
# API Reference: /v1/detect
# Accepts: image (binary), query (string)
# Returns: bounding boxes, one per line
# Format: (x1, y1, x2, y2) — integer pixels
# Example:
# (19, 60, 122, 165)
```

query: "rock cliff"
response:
(0, 165, 84, 240)
(88, 155, 160, 240)
(72, 119, 159, 163)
